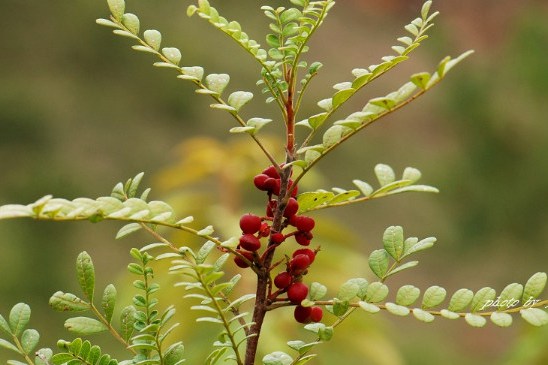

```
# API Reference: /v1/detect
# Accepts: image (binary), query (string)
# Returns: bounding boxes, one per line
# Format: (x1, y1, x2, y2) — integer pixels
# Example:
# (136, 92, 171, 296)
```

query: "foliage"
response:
(0, 1, 546, 365)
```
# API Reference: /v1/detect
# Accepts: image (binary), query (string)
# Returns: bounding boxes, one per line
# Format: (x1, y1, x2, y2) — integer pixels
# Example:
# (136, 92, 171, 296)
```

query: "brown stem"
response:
(244, 166, 293, 364)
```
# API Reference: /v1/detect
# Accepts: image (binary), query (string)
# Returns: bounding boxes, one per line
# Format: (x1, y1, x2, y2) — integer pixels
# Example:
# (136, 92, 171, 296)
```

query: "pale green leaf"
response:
(162, 47, 182, 65)
(228, 91, 254, 111)
(21, 329, 40, 354)
(0, 339, 19, 353)
(471, 287, 496, 312)
(297, 191, 335, 213)
(120, 306, 136, 341)
(368, 249, 389, 279)
(309, 282, 327, 301)
(386, 303, 410, 316)
(322, 125, 348, 148)
(402, 167, 422, 182)
(522, 272, 547, 301)
(64, 317, 108, 335)
(412, 308, 435, 323)
(374, 164, 395, 186)
(101, 284, 117, 323)
(385, 260, 418, 278)
(520, 308, 548, 327)
(490, 312, 513, 327)
(364, 282, 389, 303)
(358, 301, 380, 313)
(352, 180, 373, 196)
(143, 30, 162, 51)
(383, 225, 404, 260)
(49, 291, 90, 312)
(337, 281, 359, 301)
(107, 0, 125, 21)
(116, 223, 142, 239)
(440, 309, 460, 320)
(262, 351, 293, 365)
(0, 314, 11, 335)
(76, 252, 95, 301)
(9, 303, 31, 337)
(121, 13, 139, 35)
(464, 313, 486, 327)
(422, 286, 446, 309)
(205, 74, 230, 95)
(497, 283, 523, 310)
(396, 285, 420, 306)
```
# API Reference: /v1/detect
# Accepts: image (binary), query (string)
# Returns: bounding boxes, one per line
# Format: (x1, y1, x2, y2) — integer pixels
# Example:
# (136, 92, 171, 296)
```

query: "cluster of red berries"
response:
(234, 165, 323, 324)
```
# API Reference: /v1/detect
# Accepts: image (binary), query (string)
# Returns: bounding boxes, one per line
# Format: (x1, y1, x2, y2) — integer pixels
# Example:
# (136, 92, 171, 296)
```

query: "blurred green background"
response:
(1, 0, 547, 364)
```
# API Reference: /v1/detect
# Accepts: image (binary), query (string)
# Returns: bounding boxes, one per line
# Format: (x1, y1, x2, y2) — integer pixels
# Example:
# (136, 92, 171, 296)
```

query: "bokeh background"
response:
(1, 0, 547, 364)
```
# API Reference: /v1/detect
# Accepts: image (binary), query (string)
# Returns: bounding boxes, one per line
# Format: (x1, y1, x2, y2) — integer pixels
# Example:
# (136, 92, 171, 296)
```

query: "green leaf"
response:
(497, 283, 523, 310)
(422, 286, 446, 309)
(490, 312, 513, 327)
(464, 313, 486, 328)
(116, 223, 142, 239)
(143, 30, 162, 51)
(447, 289, 474, 312)
(107, 0, 125, 21)
(196, 240, 216, 264)
(332, 300, 349, 317)
(51, 353, 75, 365)
(9, 303, 31, 337)
(385, 261, 418, 278)
(0, 314, 11, 335)
(262, 351, 293, 365)
(412, 308, 435, 323)
(410, 72, 431, 89)
(440, 309, 460, 320)
(520, 308, 548, 327)
(205, 74, 230, 95)
(337, 281, 359, 301)
(522, 272, 547, 301)
(162, 47, 182, 65)
(164, 342, 185, 365)
(368, 249, 389, 279)
(120, 306, 136, 341)
(332, 88, 354, 108)
(64, 317, 108, 335)
(322, 125, 348, 148)
(365, 282, 389, 303)
(344, 278, 368, 299)
(396, 285, 420, 306)
(0, 339, 19, 353)
(297, 191, 334, 213)
(49, 292, 90, 312)
(197, 226, 214, 237)
(102, 285, 117, 323)
(358, 301, 380, 313)
(471, 287, 496, 312)
(401, 237, 436, 258)
(386, 303, 410, 316)
(309, 282, 327, 301)
(121, 13, 139, 35)
(228, 91, 254, 111)
(35, 348, 53, 365)
(402, 167, 422, 182)
(383, 226, 404, 260)
(352, 180, 373, 196)
(76, 252, 95, 301)
(21, 329, 40, 354)
(374, 164, 395, 186)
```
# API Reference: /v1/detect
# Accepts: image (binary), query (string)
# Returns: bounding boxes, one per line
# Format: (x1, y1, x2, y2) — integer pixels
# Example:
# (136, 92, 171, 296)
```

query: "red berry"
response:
(262, 165, 280, 179)
(287, 282, 308, 304)
(288, 180, 298, 197)
(239, 234, 261, 252)
(283, 198, 299, 218)
(293, 248, 315, 263)
(271, 232, 285, 244)
(292, 215, 315, 232)
(274, 271, 292, 289)
(310, 306, 323, 322)
(253, 174, 270, 191)
(295, 231, 312, 246)
(266, 200, 276, 217)
(290, 254, 311, 274)
(264, 178, 281, 195)
(259, 222, 271, 237)
(294, 305, 312, 324)
(239, 214, 262, 234)
(234, 251, 253, 268)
